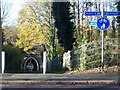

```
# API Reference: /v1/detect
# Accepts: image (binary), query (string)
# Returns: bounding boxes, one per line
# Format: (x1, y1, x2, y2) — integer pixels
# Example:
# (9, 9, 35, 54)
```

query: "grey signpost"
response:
(85, 11, 106, 73)
(102, 4, 104, 73)
(97, 10, 110, 73)
(85, 7, 120, 73)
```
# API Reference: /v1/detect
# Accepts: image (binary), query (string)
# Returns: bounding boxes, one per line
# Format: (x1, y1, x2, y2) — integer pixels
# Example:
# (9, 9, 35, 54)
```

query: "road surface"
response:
(0, 84, 119, 90)
(0, 73, 119, 90)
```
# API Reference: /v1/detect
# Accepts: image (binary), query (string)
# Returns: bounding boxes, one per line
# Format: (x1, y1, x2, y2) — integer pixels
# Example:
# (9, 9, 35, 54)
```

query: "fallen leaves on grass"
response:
(65, 66, 119, 74)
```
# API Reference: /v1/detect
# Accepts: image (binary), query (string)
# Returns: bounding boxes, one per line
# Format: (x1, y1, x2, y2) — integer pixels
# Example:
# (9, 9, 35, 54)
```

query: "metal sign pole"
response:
(101, 30, 104, 72)
(85, 0, 111, 73)
(101, 0, 104, 73)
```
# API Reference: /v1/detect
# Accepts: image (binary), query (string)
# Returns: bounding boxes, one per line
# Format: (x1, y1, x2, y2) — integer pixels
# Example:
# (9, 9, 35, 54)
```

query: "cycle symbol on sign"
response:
(99, 18, 107, 23)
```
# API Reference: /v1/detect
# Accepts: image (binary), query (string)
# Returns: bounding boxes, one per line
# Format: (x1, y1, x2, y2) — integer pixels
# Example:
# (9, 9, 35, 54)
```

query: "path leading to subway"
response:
(0, 73, 119, 83)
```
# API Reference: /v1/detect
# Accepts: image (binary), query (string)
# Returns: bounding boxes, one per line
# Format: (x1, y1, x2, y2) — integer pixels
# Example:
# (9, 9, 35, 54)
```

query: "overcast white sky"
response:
(10, 0, 25, 25)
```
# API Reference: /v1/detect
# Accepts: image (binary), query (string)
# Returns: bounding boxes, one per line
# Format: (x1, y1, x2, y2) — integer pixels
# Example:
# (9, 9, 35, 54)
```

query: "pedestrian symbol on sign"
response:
(101, 23, 105, 30)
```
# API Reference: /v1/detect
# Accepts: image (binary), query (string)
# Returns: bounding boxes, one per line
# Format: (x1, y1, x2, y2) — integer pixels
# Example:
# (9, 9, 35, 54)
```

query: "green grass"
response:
(4, 69, 24, 73)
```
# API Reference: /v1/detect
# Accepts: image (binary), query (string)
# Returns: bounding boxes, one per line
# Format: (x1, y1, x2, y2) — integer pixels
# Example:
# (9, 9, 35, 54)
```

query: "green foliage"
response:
(81, 36, 88, 45)
(2, 26, 19, 45)
(56, 44, 64, 55)
(2, 45, 24, 73)
(52, 1, 76, 52)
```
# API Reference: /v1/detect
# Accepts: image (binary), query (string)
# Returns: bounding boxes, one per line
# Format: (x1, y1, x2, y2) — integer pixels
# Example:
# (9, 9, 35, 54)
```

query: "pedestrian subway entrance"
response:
(23, 57, 41, 72)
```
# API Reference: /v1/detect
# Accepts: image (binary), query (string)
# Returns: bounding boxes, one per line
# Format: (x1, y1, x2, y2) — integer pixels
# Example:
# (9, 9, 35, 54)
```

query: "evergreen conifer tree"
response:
(52, 1, 75, 52)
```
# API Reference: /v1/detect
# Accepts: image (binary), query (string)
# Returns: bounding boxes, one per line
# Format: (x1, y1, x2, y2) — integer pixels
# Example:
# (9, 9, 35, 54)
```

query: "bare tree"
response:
(1, 0, 12, 26)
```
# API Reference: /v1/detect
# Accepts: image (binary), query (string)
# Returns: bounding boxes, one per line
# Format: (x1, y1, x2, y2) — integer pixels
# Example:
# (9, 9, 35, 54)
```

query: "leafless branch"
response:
(1, 0, 12, 26)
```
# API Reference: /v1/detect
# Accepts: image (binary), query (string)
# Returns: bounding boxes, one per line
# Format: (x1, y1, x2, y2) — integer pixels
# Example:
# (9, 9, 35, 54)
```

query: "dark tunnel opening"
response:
(24, 57, 40, 72)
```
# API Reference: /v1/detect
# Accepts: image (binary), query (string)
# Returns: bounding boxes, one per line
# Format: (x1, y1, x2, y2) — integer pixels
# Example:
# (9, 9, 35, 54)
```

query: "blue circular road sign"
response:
(97, 17, 110, 30)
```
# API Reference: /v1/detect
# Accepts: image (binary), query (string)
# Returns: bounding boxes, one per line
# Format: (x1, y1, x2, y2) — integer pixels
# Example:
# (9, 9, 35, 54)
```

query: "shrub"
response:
(2, 45, 24, 73)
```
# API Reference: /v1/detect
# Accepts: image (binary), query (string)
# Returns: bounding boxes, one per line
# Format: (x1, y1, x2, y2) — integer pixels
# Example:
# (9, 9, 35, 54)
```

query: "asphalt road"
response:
(1, 84, 119, 90)
(0, 73, 119, 90)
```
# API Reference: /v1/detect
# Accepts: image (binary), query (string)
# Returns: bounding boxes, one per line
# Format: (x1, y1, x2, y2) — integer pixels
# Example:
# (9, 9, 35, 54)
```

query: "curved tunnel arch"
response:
(23, 57, 40, 71)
